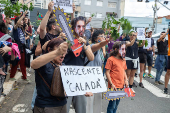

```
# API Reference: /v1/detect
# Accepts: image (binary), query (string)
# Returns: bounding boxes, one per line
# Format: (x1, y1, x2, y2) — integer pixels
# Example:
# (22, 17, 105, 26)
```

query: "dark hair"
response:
(161, 31, 165, 35)
(92, 30, 104, 43)
(110, 41, 126, 57)
(71, 16, 86, 31)
(15, 17, 20, 24)
(46, 38, 64, 53)
(23, 17, 30, 26)
(49, 11, 55, 19)
(0, 14, 3, 20)
(23, 23, 28, 30)
(0, 20, 7, 34)
(47, 18, 57, 31)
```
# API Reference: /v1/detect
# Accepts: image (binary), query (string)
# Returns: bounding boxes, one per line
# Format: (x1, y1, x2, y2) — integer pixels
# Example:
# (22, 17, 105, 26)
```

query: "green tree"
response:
(0, 0, 34, 18)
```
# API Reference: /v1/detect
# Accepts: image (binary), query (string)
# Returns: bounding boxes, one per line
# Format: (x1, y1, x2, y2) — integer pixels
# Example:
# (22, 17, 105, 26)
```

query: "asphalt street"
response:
(0, 67, 170, 113)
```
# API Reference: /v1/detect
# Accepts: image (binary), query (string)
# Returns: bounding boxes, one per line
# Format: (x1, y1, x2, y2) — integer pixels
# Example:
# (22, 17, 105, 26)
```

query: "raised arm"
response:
(158, 29, 168, 42)
(86, 17, 92, 26)
(71, 3, 75, 21)
(40, 2, 54, 39)
(126, 35, 137, 47)
(31, 42, 68, 69)
(35, 41, 42, 57)
(14, 11, 27, 29)
(91, 35, 111, 52)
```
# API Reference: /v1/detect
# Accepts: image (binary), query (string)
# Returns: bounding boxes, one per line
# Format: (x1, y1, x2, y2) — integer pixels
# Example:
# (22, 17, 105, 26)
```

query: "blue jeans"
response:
(155, 58, 166, 82)
(31, 87, 37, 110)
(103, 60, 107, 76)
(107, 99, 120, 113)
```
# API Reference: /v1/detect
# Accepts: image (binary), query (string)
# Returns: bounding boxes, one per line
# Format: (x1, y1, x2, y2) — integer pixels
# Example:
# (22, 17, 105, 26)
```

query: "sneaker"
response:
(164, 88, 168, 94)
(139, 82, 144, 88)
(143, 73, 146, 78)
(155, 81, 159, 85)
(148, 74, 154, 79)
(23, 79, 31, 84)
(131, 88, 136, 94)
(9, 78, 16, 81)
(1, 92, 6, 97)
(133, 82, 137, 87)
(158, 81, 164, 85)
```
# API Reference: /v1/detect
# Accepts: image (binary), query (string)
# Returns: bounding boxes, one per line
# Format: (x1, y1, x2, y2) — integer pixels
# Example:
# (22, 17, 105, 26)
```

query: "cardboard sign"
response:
(53, 0, 73, 13)
(137, 28, 145, 40)
(60, 66, 107, 96)
(53, 6, 84, 57)
(143, 38, 151, 49)
(104, 88, 135, 101)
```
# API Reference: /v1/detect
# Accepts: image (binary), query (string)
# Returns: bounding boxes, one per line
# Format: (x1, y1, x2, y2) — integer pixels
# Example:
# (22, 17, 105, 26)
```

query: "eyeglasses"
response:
(133, 35, 136, 36)
(98, 35, 106, 38)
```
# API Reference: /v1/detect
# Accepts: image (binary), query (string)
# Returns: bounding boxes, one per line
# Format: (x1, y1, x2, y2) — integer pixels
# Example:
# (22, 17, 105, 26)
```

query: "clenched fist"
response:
(48, 1, 54, 12)
(56, 42, 68, 56)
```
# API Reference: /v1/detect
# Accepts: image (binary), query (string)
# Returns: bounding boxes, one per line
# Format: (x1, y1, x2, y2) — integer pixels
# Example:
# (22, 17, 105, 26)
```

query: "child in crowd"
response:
(105, 41, 128, 113)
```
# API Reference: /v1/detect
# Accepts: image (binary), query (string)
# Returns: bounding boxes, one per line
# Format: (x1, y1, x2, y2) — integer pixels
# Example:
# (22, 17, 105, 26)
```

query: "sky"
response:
(124, 0, 170, 17)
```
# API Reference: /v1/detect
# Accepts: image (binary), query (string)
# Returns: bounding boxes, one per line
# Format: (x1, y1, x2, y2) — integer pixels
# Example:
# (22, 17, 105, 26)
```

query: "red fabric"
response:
(0, 31, 12, 42)
(10, 50, 27, 79)
(28, 26, 32, 34)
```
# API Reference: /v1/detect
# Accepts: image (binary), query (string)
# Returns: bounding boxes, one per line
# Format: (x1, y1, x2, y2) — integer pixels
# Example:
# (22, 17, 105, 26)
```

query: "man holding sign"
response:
(143, 29, 155, 79)
(63, 16, 94, 113)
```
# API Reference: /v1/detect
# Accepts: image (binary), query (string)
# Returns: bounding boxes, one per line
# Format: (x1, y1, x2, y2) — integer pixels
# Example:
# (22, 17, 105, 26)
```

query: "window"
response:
(96, 13, 102, 18)
(84, 0, 91, 5)
(108, 2, 117, 8)
(97, 1, 103, 6)
(84, 12, 91, 17)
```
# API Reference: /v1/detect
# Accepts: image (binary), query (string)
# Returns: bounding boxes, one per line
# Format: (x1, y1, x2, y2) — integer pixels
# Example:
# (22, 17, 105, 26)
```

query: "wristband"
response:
(84, 46, 88, 51)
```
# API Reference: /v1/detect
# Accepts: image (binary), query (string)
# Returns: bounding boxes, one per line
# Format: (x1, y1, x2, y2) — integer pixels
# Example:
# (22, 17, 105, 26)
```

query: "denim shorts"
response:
(146, 53, 153, 66)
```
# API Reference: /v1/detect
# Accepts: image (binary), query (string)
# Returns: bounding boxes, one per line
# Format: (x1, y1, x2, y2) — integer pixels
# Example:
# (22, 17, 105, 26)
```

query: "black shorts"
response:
(146, 53, 153, 66)
(138, 53, 146, 63)
(126, 60, 138, 69)
(167, 56, 170, 69)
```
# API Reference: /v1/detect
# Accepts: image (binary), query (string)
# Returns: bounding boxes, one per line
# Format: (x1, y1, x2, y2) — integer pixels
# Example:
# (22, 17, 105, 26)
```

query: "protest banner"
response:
(143, 38, 151, 49)
(137, 28, 145, 40)
(60, 66, 107, 96)
(53, 0, 73, 13)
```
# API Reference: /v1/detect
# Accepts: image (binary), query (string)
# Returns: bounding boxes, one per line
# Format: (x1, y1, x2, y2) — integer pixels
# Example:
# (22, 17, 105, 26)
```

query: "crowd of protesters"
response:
(0, 1, 170, 113)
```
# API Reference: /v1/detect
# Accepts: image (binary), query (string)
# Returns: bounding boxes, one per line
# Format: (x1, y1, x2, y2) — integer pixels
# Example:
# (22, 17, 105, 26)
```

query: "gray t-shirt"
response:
(85, 44, 104, 67)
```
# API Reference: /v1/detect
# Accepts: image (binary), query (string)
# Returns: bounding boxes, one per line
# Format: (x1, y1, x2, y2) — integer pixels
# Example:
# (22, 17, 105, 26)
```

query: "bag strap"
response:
(84, 51, 98, 66)
(37, 71, 51, 89)
(37, 62, 58, 89)
(0, 34, 11, 41)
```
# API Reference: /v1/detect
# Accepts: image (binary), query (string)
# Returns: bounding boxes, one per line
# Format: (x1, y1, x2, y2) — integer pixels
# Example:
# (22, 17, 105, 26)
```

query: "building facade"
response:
(73, 0, 125, 28)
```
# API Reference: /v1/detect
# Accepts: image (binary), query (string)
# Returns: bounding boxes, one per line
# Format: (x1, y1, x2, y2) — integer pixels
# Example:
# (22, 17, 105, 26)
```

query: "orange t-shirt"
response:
(168, 34, 170, 56)
(105, 56, 127, 89)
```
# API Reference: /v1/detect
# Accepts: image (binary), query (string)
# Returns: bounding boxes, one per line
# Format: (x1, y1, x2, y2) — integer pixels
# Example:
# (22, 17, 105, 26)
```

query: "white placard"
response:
(86, 23, 91, 30)
(53, 0, 73, 13)
(137, 28, 145, 40)
(60, 66, 107, 96)
(143, 38, 151, 49)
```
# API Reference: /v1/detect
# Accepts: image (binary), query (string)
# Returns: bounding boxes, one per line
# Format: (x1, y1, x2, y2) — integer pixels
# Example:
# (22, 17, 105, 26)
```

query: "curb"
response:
(0, 72, 22, 105)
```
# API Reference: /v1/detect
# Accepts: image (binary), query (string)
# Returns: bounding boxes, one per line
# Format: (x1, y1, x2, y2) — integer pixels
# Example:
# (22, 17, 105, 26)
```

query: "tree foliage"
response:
(0, 0, 34, 17)
(102, 13, 132, 41)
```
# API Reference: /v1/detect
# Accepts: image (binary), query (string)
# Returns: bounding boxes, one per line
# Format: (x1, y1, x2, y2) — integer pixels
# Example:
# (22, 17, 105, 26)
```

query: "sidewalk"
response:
(0, 72, 22, 105)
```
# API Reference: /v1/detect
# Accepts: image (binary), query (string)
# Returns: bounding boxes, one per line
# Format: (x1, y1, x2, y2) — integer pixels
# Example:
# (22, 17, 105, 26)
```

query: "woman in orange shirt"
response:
(105, 41, 128, 113)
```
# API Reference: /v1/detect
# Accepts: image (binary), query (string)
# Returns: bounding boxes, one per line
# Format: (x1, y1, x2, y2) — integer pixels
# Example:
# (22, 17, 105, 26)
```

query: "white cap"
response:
(146, 29, 152, 33)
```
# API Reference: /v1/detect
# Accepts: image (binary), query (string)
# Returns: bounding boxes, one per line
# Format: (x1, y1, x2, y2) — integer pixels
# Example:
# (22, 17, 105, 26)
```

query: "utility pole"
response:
(152, 0, 159, 34)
